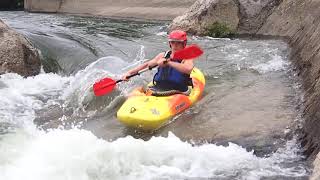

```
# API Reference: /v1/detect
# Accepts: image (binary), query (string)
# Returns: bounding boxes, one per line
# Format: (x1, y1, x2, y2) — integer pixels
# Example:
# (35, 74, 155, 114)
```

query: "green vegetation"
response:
(205, 22, 236, 38)
(16, 0, 23, 8)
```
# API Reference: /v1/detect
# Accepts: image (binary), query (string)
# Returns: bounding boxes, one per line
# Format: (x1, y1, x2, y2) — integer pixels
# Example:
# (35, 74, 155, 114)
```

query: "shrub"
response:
(205, 22, 236, 38)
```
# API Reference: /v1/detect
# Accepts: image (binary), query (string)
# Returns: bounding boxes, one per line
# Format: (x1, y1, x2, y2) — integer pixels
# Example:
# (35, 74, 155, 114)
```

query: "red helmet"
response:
(168, 30, 187, 42)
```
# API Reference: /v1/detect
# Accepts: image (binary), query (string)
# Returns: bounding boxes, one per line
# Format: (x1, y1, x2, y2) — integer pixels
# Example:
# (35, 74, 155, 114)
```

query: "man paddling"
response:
(122, 30, 194, 93)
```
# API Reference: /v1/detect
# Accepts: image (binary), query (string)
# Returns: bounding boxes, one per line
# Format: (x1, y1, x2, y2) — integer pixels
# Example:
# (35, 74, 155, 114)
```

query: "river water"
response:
(0, 12, 310, 179)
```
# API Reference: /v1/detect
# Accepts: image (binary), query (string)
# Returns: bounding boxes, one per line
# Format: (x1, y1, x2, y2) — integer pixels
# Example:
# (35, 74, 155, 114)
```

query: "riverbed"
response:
(0, 12, 310, 179)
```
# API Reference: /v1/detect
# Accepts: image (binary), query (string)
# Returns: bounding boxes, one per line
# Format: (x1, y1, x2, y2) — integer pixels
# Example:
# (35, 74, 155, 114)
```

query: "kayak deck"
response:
(116, 67, 205, 130)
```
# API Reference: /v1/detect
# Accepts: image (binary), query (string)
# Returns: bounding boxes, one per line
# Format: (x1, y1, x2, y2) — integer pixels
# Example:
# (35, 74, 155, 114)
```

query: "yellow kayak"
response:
(117, 67, 205, 130)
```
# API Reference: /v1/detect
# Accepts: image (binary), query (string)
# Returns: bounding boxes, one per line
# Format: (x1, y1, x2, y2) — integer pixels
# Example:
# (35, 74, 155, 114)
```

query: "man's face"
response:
(169, 41, 185, 51)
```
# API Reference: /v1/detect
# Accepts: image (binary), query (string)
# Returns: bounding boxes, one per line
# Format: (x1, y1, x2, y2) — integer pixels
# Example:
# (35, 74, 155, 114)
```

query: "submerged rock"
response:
(0, 19, 41, 76)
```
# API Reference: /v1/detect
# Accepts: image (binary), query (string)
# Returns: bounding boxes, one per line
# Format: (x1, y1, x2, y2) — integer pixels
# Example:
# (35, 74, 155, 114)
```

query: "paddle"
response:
(93, 44, 203, 96)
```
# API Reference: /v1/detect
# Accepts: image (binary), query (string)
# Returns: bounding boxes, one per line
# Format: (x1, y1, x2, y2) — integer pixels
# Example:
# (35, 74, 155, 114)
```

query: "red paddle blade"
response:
(93, 77, 117, 96)
(172, 44, 203, 60)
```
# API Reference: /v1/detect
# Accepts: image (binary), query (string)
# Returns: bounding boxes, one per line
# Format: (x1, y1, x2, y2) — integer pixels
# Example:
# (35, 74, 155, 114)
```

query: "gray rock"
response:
(169, 0, 281, 35)
(238, 0, 282, 33)
(0, 19, 41, 76)
(169, 0, 240, 35)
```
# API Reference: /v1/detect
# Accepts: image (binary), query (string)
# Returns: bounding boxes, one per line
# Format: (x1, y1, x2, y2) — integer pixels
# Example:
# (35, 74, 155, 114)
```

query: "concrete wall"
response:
(24, 0, 196, 20)
(24, 0, 61, 12)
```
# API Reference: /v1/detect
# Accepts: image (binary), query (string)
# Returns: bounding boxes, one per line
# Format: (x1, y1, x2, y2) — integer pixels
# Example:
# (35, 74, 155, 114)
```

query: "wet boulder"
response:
(168, 0, 239, 35)
(0, 19, 41, 76)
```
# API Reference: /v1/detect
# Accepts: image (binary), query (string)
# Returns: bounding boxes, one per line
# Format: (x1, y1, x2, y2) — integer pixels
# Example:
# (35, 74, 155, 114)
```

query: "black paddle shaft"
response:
(119, 64, 159, 84)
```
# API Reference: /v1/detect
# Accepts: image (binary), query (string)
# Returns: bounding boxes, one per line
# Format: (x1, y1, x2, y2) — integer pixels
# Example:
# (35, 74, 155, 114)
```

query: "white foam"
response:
(156, 31, 167, 36)
(250, 55, 290, 73)
(0, 129, 307, 180)
(61, 56, 133, 111)
(0, 56, 139, 130)
(204, 36, 231, 40)
(0, 73, 70, 132)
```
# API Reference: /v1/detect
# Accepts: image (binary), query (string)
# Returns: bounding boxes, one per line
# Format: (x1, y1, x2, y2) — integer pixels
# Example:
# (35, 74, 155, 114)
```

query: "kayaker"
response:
(122, 30, 194, 93)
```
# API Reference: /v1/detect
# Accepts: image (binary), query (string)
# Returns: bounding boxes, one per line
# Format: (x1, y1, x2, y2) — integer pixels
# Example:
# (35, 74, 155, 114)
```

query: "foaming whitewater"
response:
(0, 56, 135, 131)
(250, 54, 290, 74)
(61, 56, 123, 110)
(0, 73, 70, 132)
(0, 129, 308, 180)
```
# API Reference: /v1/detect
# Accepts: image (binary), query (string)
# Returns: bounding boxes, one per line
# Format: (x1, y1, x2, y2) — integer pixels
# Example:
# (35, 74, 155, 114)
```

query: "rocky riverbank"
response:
(0, 19, 40, 76)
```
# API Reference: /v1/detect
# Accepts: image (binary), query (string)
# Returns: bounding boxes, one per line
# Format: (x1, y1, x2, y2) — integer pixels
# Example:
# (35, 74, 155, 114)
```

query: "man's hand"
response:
(157, 58, 169, 67)
(121, 71, 134, 81)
